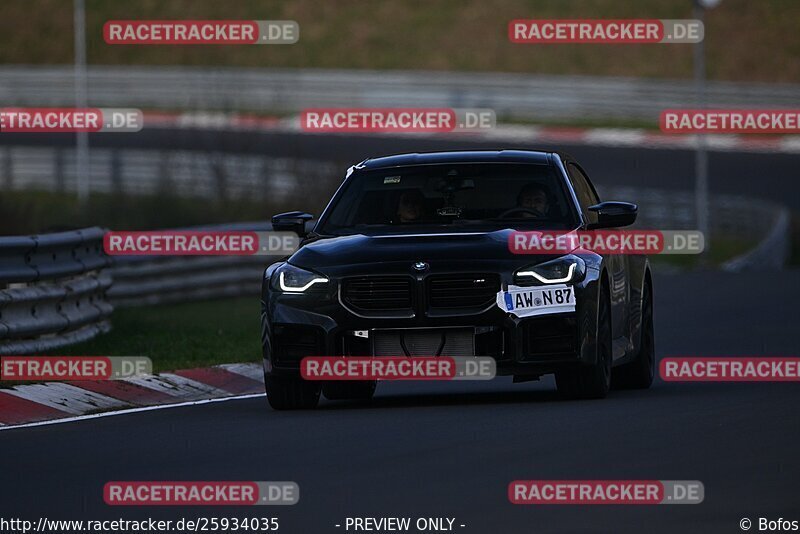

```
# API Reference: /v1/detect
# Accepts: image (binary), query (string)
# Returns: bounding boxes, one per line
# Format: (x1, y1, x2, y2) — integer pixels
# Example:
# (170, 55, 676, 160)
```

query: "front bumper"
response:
(261, 267, 601, 378)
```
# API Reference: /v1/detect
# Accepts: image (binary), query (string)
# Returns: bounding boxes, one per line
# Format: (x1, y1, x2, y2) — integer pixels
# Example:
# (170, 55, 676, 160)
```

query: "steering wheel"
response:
(497, 207, 544, 219)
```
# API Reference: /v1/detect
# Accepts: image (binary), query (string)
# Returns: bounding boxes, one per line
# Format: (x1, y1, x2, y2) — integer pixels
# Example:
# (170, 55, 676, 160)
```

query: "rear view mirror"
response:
(587, 201, 638, 229)
(272, 211, 314, 237)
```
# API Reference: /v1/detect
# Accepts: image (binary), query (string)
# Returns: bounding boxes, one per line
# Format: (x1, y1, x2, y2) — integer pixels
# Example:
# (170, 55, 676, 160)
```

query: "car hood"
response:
(288, 230, 570, 275)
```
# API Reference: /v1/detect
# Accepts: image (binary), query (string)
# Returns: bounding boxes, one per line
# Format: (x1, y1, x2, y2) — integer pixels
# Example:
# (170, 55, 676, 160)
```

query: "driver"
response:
(395, 189, 426, 223)
(515, 183, 550, 218)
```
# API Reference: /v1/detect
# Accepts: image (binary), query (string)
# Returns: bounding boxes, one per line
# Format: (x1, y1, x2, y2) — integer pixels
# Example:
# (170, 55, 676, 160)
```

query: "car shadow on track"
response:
(309, 378, 760, 412)
(244, 378, 762, 416)
(320, 389, 562, 411)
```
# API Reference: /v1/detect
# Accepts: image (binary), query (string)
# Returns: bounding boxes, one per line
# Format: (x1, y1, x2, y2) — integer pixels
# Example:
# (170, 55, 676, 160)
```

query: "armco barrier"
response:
(0, 146, 341, 203)
(1, 66, 798, 121)
(0, 227, 113, 355)
(106, 222, 286, 308)
(108, 255, 267, 308)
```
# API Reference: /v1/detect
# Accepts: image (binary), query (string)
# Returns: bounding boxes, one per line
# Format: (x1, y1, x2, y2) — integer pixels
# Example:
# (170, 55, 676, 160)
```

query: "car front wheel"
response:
(612, 281, 655, 390)
(556, 283, 612, 399)
(265, 374, 321, 410)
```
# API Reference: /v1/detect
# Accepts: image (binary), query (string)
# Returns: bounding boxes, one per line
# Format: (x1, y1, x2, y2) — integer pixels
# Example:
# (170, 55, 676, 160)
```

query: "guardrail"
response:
(1, 66, 799, 121)
(0, 146, 339, 201)
(108, 255, 267, 308)
(0, 227, 113, 355)
(107, 222, 280, 308)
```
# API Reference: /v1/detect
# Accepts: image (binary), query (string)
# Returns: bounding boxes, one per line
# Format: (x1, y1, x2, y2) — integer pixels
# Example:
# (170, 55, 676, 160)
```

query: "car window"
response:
(319, 163, 581, 235)
(567, 163, 600, 225)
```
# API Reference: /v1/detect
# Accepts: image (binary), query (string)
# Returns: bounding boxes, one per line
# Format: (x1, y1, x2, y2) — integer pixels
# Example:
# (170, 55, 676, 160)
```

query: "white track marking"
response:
(482, 125, 543, 141)
(162, 113, 800, 154)
(123, 374, 205, 398)
(0, 365, 265, 429)
(217, 363, 263, 382)
(584, 128, 647, 146)
(0, 393, 266, 431)
(780, 136, 800, 151)
(3, 383, 131, 415)
(704, 135, 741, 150)
(157, 373, 231, 397)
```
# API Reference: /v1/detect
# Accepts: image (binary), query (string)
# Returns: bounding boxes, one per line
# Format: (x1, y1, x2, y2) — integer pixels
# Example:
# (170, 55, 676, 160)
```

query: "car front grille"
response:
(341, 276, 414, 315)
(427, 274, 499, 311)
(341, 273, 499, 317)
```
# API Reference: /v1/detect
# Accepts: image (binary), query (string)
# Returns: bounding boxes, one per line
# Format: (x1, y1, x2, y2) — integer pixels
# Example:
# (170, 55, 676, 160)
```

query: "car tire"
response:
(612, 280, 655, 390)
(556, 283, 612, 399)
(265, 374, 320, 410)
(322, 381, 377, 401)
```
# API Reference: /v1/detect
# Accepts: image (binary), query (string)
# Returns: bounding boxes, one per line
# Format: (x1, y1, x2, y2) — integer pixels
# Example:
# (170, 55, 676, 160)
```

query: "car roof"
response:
(356, 150, 564, 170)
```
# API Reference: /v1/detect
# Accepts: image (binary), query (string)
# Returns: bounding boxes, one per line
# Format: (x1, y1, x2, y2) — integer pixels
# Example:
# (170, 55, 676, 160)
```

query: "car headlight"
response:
(515, 255, 586, 285)
(271, 263, 329, 293)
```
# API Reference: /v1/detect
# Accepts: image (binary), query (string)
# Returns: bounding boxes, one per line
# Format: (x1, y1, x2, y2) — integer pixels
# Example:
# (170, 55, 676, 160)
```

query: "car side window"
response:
(567, 163, 599, 225)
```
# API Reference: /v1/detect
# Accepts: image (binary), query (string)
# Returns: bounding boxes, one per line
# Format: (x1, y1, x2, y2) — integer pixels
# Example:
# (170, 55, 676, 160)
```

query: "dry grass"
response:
(0, 0, 797, 82)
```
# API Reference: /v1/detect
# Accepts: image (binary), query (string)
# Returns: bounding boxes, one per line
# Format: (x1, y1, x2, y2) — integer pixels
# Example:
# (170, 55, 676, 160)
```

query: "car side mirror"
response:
(272, 211, 314, 237)
(587, 201, 638, 229)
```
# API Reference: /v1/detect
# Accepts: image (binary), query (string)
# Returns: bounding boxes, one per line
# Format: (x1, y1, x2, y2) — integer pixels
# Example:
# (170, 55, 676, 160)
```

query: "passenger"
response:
(395, 190, 426, 223)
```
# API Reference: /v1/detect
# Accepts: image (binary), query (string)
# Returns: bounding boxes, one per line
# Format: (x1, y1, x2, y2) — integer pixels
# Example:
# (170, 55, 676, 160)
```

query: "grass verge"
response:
(649, 236, 759, 269)
(53, 297, 262, 374)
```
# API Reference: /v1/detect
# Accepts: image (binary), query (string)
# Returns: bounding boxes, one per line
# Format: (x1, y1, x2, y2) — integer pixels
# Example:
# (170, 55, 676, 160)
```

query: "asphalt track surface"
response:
(1, 270, 799, 533)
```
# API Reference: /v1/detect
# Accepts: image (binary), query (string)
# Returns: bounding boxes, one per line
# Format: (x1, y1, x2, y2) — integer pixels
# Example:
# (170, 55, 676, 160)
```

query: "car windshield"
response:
(319, 162, 580, 235)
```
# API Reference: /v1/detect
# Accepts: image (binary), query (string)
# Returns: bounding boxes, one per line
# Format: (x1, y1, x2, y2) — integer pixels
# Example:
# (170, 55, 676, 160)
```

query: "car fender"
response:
(576, 258, 604, 366)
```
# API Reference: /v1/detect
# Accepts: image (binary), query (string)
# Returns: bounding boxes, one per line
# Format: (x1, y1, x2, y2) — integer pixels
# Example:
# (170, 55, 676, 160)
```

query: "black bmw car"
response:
(261, 150, 655, 410)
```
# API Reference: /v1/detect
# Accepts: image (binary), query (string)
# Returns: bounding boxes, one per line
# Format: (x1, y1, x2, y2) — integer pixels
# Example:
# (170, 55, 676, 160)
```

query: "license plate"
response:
(497, 284, 576, 317)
